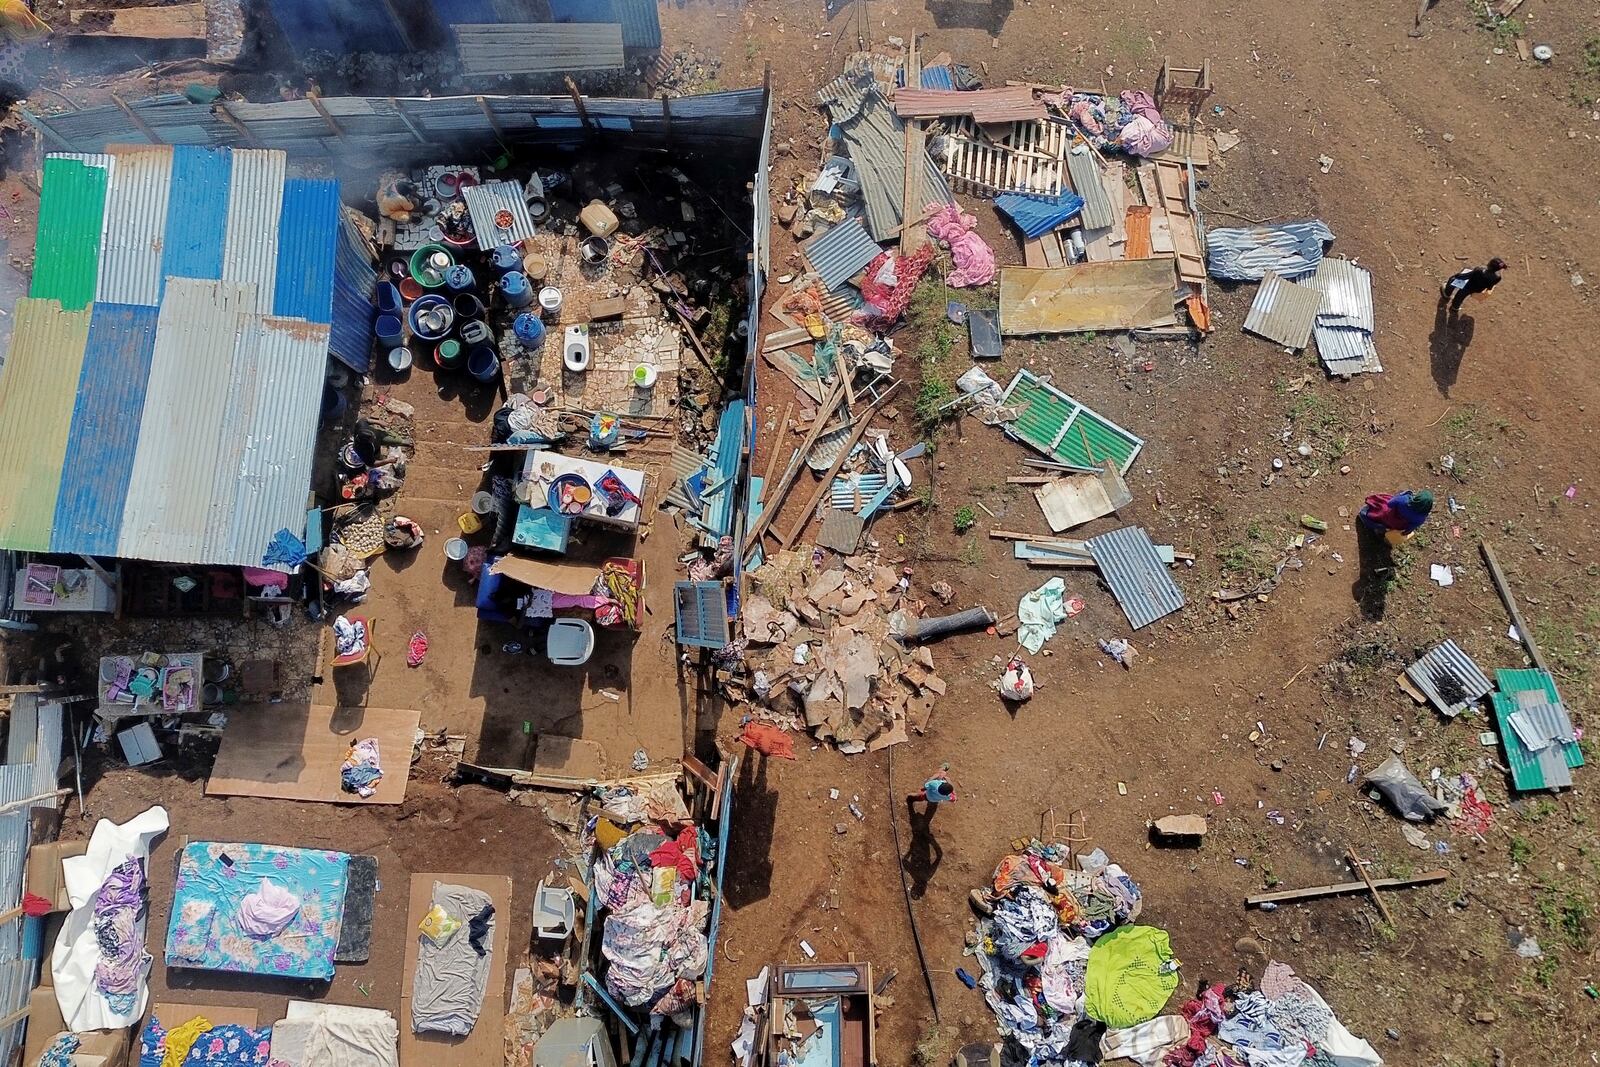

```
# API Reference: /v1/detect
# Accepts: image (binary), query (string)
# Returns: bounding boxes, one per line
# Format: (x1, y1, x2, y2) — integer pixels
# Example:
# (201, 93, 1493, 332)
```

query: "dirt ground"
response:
(675, 2, 1600, 1066)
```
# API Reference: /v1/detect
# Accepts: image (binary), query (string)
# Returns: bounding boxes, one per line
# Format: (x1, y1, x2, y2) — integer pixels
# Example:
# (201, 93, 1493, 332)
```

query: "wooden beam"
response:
(1479, 540, 1549, 673)
(1346, 847, 1395, 926)
(306, 91, 344, 140)
(388, 97, 428, 144)
(740, 379, 848, 556)
(900, 35, 925, 255)
(1246, 869, 1447, 908)
(476, 96, 508, 152)
(76, 555, 116, 594)
(660, 93, 673, 145)
(213, 102, 261, 147)
(110, 94, 163, 145)
(778, 381, 902, 548)
(564, 78, 592, 133)
(759, 401, 795, 499)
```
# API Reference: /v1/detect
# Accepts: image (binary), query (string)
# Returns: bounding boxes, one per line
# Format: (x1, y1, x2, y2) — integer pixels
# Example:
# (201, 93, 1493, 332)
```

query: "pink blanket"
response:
(926, 203, 996, 287)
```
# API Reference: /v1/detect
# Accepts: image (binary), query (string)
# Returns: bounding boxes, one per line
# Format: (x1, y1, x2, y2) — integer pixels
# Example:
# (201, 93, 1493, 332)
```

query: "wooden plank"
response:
(741, 379, 848, 555)
(1155, 159, 1205, 282)
(900, 35, 925, 255)
(66, 3, 206, 39)
(1480, 540, 1550, 673)
(777, 382, 902, 548)
(1347, 847, 1395, 926)
(1246, 869, 1447, 907)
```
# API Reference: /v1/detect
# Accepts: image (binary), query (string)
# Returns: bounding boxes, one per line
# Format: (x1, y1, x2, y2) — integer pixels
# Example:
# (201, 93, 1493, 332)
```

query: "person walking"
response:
(1358, 489, 1434, 544)
(1440, 258, 1506, 314)
(906, 766, 957, 810)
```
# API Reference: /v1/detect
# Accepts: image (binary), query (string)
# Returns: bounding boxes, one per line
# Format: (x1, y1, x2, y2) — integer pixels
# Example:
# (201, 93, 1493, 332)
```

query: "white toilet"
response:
(563, 324, 591, 373)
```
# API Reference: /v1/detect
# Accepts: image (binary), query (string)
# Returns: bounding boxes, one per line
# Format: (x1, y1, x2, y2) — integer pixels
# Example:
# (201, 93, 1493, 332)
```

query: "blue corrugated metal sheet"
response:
(703, 399, 747, 539)
(431, 0, 498, 22)
(803, 217, 881, 291)
(52, 304, 160, 557)
(1206, 220, 1334, 282)
(160, 146, 231, 287)
(920, 64, 955, 90)
(329, 212, 376, 373)
(1087, 526, 1186, 630)
(546, 0, 660, 50)
(273, 177, 340, 323)
(995, 190, 1085, 239)
(269, 0, 407, 54)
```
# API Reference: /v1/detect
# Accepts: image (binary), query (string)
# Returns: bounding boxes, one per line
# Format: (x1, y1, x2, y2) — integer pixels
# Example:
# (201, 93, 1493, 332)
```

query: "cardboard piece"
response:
(400, 874, 512, 1067)
(205, 704, 421, 804)
(531, 736, 609, 780)
(20, 987, 132, 1067)
(25, 840, 88, 913)
(148, 1002, 262, 1030)
(489, 556, 603, 596)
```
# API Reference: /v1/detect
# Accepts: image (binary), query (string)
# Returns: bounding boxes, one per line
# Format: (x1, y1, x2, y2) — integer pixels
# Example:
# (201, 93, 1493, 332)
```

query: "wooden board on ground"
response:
(1153, 159, 1206, 283)
(999, 261, 1179, 335)
(1153, 127, 1213, 166)
(149, 1003, 262, 1029)
(206, 703, 421, 804)
(401, 874, 512, 1067)
(1034, 464, 1133, 533)
(531, 735, 609, 779)
(1135, 164, 1174, 255)
(67, 4, 207, 39)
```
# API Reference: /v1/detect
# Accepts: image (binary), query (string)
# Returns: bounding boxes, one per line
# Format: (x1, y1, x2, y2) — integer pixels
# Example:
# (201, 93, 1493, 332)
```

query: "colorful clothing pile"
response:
(926, 203, 996, 287)
(92, 857, 151, 1016)
(139, 1014, 274, 1067)
(341, 738, 384, 798)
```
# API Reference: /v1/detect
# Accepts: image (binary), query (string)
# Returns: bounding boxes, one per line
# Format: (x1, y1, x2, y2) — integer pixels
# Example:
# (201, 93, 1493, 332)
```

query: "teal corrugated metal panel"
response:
(220, 149, 287, 312)
(0, 300, 93, 550)
(272, 177, 340, 323)
(29, 155, 111, 310)
(52, 304, 161, 556)
(1495, 669, 1582, 769)
(160, 145, 232, 285)
(1001, 369, 1143, 472)
(96, 146, 174, 307)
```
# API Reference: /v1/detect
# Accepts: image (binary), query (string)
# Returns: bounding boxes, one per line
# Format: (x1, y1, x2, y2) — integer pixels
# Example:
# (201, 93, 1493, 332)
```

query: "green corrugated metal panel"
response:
(1001, 369, 1143, 472)
(0, 299, 93, 550)
(1495, 668, 1582, 769)
(30, 155, 111, 310)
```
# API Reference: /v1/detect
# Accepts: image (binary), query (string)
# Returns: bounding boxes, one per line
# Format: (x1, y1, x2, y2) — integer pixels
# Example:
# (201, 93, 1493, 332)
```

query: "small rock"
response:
(1385, 1029, 1400, 1041)
(1474, 1010, 1497, 1025)
(1271, 759, 1284, 772)
(1442, 132, 1455, 142)
(834, 822, 848, 835)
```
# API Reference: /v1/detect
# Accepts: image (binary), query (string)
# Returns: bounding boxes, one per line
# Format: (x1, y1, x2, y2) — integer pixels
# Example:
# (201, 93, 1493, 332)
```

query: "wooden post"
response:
(475, 96, 509, 153)
(213, 102, 261, 147)
(306, 91, 345, 140)
(16, 106, 72, 151)
(1346, 847, 1396, 927)
(388, 98, 428, 145)
(564, 77, 592, 133)
(778, 381, 902, 548)
(660, 94, 673, 146)
(1480, 540, 1550, 673)
(110, 94, 164, 145)
(900, 34, 925, 255)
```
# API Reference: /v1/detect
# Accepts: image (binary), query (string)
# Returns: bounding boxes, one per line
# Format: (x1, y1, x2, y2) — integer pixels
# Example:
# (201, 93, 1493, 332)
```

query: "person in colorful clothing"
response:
(906, 767, 957, 809)
(1358, 489, 1434, 543)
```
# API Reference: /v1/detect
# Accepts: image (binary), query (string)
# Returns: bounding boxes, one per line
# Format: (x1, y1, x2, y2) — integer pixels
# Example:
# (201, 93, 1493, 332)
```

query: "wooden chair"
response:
(331, 615, 382, 679)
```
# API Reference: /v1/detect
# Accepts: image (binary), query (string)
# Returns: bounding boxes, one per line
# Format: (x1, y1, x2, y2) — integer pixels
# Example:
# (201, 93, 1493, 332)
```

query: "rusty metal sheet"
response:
(999, 260, 1177, 336)
(893, 86, 1045, 124)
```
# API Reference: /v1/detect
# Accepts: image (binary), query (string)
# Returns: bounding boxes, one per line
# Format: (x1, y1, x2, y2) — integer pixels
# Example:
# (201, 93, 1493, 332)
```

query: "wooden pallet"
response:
(1151, 160, 1206, 283)
(943, 118, 1069, 197)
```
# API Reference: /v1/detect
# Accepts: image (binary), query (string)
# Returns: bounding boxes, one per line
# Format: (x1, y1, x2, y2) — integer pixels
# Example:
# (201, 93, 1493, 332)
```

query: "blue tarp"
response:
(995, 190, 1086, 239)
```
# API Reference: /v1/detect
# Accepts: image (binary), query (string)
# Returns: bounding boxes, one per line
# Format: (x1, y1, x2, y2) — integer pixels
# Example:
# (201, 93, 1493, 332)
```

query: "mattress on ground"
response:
(410, 882, 496, 1036)
(165, 842, 350, 981)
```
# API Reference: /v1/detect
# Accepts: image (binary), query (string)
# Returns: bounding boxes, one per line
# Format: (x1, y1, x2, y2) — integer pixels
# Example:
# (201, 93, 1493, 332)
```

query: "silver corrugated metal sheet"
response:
(1206, 219, 1334, 281)
(1311, 257, 1373, 331)
(1087, 525, 1186, 630)
(816, 76, 952, 243)
(1313, 323, 1379, 375)
(803, 217, 882, 291)
(226, 316, 329, 564)
(454, 23, 626, 76)
(220, 149, 286, 313)
(1065, 147, 1114, 230)
(1244, 272, 1323, 350)
(1406, 640, 1492, 718)
(119, 280, 256, 563)
(96, 145, 173, 307)
(461, 178, 538, 251)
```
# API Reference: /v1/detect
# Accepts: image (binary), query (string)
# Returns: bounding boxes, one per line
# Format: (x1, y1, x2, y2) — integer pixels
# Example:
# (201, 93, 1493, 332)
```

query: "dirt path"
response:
(694, 2, 1600, 1064)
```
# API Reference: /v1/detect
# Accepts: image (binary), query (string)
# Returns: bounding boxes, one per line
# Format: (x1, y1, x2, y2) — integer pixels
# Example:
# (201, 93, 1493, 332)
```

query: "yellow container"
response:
(457, 511, 483, 535)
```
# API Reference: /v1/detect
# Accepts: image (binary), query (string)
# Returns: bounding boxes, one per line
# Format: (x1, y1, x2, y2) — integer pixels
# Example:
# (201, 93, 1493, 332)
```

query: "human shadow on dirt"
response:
(902, 800, 945, 899)
(722, 753, 778, 909)
(1429, 301, 1476, 396)
(1351, 525, 1394, 621)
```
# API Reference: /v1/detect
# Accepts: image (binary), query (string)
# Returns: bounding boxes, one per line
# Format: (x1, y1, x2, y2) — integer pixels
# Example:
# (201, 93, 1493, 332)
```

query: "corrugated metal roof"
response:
(1314, 323, 1381, 376)
(1205, 220, 1334, 282)
(1065, 147, 1114, 230)
(1311, 257, 1373, 331)
(0, 300, 92, 551)
(30, 155, 111, 310)
(160, 145, 231, 289)
(803, 217, 882, 291)
(920, 64, 955, 90)
(1244, 272, 1323, 350)
(461, 178, 539, 251)
(703, 400, 746, 538)
(220, 149, 286, 313)
(1405, 640, 1492, 718)
(224, 316, 330, 564)
(454, 23, 625, 77)
(546, 0, 661, 50)
(273, 177, 340, 323)
(1000, 368, 1144, 473)
(96, 146, 173, 306)
(1087, 526, 1186, 630)
(118, 279, 255, 564)
(817, 78, 952, 243)
(994, 190, 1085, 239)
(52, 304, 160, 557)
(894, 86, 1044, 124)
(1491, 668, 1582, 792)
(329, 210, 377, 373)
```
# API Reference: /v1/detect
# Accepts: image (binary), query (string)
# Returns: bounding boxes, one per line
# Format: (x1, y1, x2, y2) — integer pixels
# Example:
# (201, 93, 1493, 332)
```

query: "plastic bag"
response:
(999, 657, 1035, 703)
(419, 903, 461, 945)
(1363, 755, 1448, 822)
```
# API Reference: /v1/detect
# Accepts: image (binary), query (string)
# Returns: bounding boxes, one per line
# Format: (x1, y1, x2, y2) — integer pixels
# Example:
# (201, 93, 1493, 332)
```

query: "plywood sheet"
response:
(489, 555, 604, 596)
(206, 703, 420, 804)
(999, 261, 1178, 335)
(400, 874, 512, 1067)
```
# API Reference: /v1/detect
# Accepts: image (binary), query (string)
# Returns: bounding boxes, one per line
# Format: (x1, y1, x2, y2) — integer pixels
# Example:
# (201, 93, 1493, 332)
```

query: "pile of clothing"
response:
(1057, 91, 1175, 158)
(589, 795, 711, 1022)
(1162, 962, 1381, 1067)
(138, 1013, 275, 1067)
(92, 857, 151, 1016)
(969, 843, 1147, 1064)
(341, 738, 384, 798)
